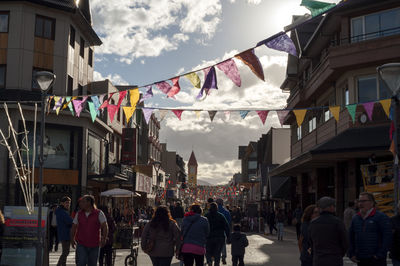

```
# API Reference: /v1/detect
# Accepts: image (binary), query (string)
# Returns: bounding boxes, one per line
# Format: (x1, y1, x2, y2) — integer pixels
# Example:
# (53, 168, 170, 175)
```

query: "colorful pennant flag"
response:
(235, 49, 264, 81)
(224, 111, 231, 121)
(195, 110, 201, 119)
(123, 107, 135, 124)
(293, 109, 307, 127)
(172, 110, 184, 120)
(301, 0, 336, 17)
(139, 86, 153, 103)
(91, 96, 101, 115)
(260, 32, 297, 57)
(208, 111, 217, 122)
(159, 110, 169, 121)
(362, 102, 375, 121)
(88, 101, 97, 122)
(346, 104, 357, 123)
(143, 108, 154, 124)
(380, 99, 392, 118)
(117, 91, 127, 107)
(157, 81, 172, 96)
(277, 110, 289, 126)
(329, 106, 340, 122)
(63, 96, 75, 115)
(256, 111, 269, 125)
(197, 67, 218, 100)
(216, 59, 241, 87)
(99, 93, 115, 110)
(168, 77, 181, 98)
(54, 97, 64, 115)
(185, 73, 201, 88)
(239, 110, 250, 119)
(107, 105, 119, 122)
(72, 96, 88, 117)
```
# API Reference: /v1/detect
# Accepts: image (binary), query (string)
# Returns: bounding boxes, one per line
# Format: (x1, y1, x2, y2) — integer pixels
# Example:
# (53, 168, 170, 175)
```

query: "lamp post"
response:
(34, 71, 56, 266)
(377, 63, 400, 215)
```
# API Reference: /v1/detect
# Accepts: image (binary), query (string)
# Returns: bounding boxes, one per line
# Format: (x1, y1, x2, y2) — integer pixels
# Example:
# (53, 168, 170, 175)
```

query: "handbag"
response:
(178, 218, 198, 260)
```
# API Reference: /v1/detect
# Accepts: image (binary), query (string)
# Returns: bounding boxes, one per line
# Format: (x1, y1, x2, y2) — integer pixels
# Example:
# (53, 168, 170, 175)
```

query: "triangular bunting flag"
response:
(99, 93, 115, 109)
(143, 108, 154, 124)
(168, 77, 181, 98)
(172, 110, 184, 120)
(293, 109, 307, 127)
(53, 96, 61, 110)
(159, 110, 168, 121)
(239, 110, 250, 119)
(301, 0, 336, 17)
(380, 99, 391, 118)
(346, 104, 357, 123)
(216, 59, 241, 87)
(329, 106, 340, 122)
(88, 101, 97, 123)
(197, 67, 218, 100)
(260, 32, 297, 57)
(185, 72, 201, 88)
(72, 96, 88, 117)
(235, 49, 264, 81)
(157, 81, 172, 96)
(107, 105, 119, 122)
(208, 111, 217, 122)
(139, 86, 153, 103)
(129, 88, 140, 107)
(256, 111, 269, 125)
(53, 97, 64, 115)
(224, 111, 231, 121)
(390, 139, 396, 157)
(123, 106, 136, 124)
(195, 110, 201, 119)
(117, 91, 127, 108)
(47, 96, 53, 114)
(91, 96, 101, 115)
(362, 102, 375, 121)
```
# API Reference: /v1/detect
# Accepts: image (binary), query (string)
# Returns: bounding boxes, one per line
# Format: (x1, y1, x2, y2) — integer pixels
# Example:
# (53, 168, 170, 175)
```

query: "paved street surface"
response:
(48, 226, 393, 265)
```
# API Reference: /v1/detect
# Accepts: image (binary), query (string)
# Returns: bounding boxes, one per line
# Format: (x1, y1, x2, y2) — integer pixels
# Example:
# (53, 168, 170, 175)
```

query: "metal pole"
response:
(394, 97, 399, 216)
(37, 91, 46, 266)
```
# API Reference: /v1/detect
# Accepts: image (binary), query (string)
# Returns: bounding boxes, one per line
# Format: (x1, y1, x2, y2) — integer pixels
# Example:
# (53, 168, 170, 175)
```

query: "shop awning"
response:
(269, 176, 291, 200)
(100, 188, 140, 198)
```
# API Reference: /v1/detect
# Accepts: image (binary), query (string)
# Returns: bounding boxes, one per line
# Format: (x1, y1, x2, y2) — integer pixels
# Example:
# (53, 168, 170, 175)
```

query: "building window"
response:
(67, 75, 73, 96)
(35, 15, 55, 40)
(78, 84, 83, 95)
(0, 65, 5, 89)
(32, 68, 53, 93)
(351, 7, 400, 43)
(248, 161, 257, 170)
(357, 75, 391, 103)
(297, 126, 302, 141)
(80, 37, 85, 58)
(69, 25, 75, 48)
(0, 12, 9, 33)
(88, 48, 93, 67)
(308, 117, 316, 133)
(344, 88, 349, 106)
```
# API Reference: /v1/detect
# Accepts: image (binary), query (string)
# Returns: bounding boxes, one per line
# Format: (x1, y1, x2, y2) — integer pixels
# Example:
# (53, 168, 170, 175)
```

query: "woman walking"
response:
(141, 206, 181, 266)
(298, 205, 320, 266)
(98, 205, 116, 266)
(180, 204, 210, 266)
(276, 209, 286, 241)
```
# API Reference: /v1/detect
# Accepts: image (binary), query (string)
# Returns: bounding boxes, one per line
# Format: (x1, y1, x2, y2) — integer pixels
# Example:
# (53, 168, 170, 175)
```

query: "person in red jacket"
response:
(70, 195, 108, 266)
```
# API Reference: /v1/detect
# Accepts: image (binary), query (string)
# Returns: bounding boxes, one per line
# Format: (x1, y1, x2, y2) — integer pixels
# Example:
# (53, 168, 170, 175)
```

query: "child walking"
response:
(227, 224, 249, 266)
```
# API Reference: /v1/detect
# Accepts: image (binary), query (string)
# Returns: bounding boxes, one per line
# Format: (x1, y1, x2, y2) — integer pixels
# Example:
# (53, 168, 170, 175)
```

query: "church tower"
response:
(188, 151, 198, 188)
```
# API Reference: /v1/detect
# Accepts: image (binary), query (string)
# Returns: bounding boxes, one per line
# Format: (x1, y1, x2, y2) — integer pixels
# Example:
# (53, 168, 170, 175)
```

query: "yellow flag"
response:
(293, 109, 307, 127)
(380, 99, 392, 118)
(129, 88, 140, 107)
(123, 106, 136, 124)
(194, 110, 201, 119)
(329, 106, 341, 122)
(62, 96, 77, 110)
(185, 73, 201, 88)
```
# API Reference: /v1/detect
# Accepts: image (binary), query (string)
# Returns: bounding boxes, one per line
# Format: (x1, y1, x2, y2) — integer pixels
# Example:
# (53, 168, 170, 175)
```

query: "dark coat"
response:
(300, 222, 312, 263)
(227, 231, 248, 256)
(171, 206, 184, 220)
(391, 214, 400, 260)
(309, 211, 348, 266)
(55, 206, 73, 242)
(348, 208, 392, 260)
(205, 210, 230, 239)
(181, 213, 209, 247)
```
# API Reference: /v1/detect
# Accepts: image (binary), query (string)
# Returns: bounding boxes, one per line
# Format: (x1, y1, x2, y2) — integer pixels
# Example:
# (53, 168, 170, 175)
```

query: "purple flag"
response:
(156, 81, 172, 95)
(72, 96, 88, 117)
(53, 97, 64, 111)
(197, 67, 218, 100)
(262, 32, 297, 57)
(277, 110, 290, 126)
(143, 108, 154, 124)
(139, 86, 153, 103)
(362, 102, 375, 121)
(216, 59, 241, 87)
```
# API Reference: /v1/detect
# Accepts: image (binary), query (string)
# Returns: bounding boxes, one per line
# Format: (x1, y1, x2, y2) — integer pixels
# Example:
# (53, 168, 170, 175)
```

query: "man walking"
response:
(348, 192, 392, 266)
(293, 204, 303, 240)
(71, 195, 108, 266)
(309, 197, 348, 266)
(55, 196, 73, 266)
(216, 198, 231, 265)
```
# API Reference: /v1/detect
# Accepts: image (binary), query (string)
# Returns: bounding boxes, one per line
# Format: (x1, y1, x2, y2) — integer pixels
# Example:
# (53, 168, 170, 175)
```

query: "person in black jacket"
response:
(227, 224, 248, 266)
(298, 204, 319, 266)
(391, 201, 400, 266)
(205, 202, 230, 266)
(309, 197, 348, 266)
(171, 201, 184, 228)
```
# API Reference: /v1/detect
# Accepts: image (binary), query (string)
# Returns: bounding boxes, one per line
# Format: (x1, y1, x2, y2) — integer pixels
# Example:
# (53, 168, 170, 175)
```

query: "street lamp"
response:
(34, 71, 55, 266)
(377, 63, 400, 215)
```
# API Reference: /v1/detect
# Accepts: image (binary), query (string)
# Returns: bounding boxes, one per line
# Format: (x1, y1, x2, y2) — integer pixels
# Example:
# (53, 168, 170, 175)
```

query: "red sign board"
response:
(121, 128, 137, 165)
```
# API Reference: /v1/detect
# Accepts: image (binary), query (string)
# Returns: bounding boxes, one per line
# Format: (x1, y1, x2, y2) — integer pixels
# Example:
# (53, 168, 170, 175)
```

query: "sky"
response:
(90, 0, 339, 185)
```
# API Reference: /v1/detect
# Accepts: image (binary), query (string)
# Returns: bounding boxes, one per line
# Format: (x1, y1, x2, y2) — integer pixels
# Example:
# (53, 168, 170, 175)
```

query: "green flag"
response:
(301, 0, 336, 17)
(346, 104, 357, 124)
(88, 101, 97, 123)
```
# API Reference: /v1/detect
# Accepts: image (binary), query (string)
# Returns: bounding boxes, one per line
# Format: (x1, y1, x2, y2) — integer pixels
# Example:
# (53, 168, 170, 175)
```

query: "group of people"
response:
(298, 192, 399, 266)
(141, 198, 249, 266)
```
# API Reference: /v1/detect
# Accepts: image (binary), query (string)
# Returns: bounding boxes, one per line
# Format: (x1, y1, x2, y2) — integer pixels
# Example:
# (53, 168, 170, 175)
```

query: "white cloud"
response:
(93, 71, 129, 85)
(246, 0, 262, 4)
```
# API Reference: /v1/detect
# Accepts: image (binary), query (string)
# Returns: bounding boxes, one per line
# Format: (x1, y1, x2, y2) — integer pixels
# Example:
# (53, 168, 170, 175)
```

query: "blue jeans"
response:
(76, 244, 100, 266)
(150, 256, 173, 266)
(277, 223, 284, 239)
(393, 258, 400, 266)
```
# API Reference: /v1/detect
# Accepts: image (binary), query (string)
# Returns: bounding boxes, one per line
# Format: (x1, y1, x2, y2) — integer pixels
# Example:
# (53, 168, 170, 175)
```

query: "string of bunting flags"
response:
(47, 0, 351, 126)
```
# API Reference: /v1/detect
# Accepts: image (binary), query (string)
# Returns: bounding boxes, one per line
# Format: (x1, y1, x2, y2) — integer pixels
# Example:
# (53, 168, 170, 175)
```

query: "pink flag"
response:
(143, 108, 154, 124)
(256, 111, 269, 125)
(172, 110, 184, 120)
(107, 105, 119, 122)
(362, 102, 375, 121)
(167, 77, 181, 98)
(276, 110, 290, 126)
(72, 96, 88, 117)
(216, 59, 241, 87)
(157, 81, 172, 95)
(99, 93, 115, 109)
(117, 91, 127, 107)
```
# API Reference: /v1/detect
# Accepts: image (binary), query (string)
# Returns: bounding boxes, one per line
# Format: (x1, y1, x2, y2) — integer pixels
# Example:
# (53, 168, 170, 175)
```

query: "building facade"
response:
(187, 151, 198, 188)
